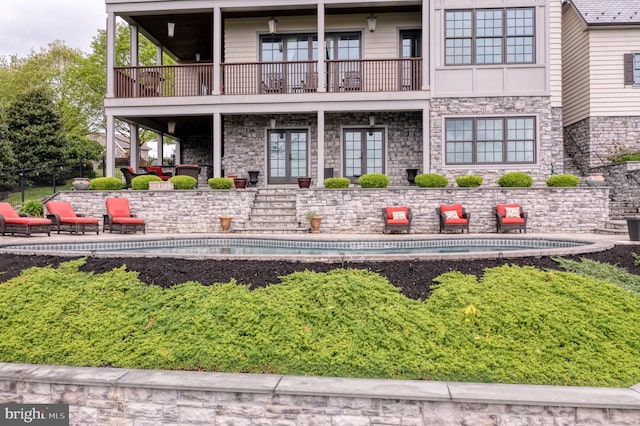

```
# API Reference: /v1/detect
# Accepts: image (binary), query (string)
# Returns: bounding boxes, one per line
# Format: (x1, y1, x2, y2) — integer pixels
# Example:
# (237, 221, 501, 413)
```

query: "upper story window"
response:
(624, 53, 640, 85)
(445, 117, 536, 165)
(445, 8, 535, 65)
(260, 33, 360, 62)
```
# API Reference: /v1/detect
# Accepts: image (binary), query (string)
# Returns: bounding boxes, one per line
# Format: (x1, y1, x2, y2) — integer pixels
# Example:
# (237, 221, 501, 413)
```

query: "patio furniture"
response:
(0, 202, 51, 237)
(45, 201, 99, 235)
(103, 198, 145, 234)
(382, 206, 411, 234)
(495, 204, 528, 233)
(145, 166, 173, 181)
(175, 164, 201, 187)
(120, 167, 156, 189)
(437, 204, 470, 234)
(341, 71, 361, 91)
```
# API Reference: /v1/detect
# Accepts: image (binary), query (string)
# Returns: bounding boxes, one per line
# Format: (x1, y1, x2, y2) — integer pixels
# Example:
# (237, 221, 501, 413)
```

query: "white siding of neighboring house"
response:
(549, 0, 562, 108)
(224, 13, 421, 63)
(589, 29, 640, 117)
(562, 4, 590, 125)
(431, 0, 551, 98)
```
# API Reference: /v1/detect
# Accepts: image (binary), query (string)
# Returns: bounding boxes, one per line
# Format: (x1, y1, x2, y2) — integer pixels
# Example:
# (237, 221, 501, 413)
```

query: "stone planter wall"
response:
(52, 186, 610, 234)
(0, 363, 638, 425)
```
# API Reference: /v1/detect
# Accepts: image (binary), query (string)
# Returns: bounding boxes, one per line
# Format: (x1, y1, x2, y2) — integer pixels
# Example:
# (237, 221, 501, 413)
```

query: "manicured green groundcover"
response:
(0, 259, 638, 387)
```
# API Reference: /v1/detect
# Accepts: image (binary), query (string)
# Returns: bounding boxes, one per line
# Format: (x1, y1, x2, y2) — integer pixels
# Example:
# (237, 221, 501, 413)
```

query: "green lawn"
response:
(0, 258, 638, 387)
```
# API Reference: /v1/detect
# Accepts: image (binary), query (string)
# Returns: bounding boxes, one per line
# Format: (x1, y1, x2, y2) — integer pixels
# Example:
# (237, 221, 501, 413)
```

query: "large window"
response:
(344, 129, 385, 177)
(445, 117, 535, 164)
(445, 8, 534, 65)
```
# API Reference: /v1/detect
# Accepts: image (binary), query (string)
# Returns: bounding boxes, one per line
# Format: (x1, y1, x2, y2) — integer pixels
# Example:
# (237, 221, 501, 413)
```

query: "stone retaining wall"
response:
(52, 186, 609, 234)
(1, 363, 639, 425)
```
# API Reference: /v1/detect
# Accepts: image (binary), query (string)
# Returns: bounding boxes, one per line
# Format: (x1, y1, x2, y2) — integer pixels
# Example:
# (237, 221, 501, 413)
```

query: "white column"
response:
(156, 134, 164, 165)
(423, 0, 431, 90)
(106, 12, 115, 97)
(317, 2, 326, 92)
(156, 45, 162, 65)
(316, 110, 325, 187)
(212, 7, 222, 95)
(213, 112, 222, 177)
(105, 115, 115, 177)
(422, 107, 430, 173)
(130, 124, 139, 171)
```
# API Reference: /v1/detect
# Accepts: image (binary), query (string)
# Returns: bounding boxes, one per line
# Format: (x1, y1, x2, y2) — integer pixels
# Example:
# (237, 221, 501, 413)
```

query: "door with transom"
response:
(268, 130, 308, 184)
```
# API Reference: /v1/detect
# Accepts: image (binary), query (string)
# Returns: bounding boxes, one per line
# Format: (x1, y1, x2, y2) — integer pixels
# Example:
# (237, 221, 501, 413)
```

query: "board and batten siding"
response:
(588, 29, 640, 116)
(224, 13, 421, 64)
(561, 3, 590, 125)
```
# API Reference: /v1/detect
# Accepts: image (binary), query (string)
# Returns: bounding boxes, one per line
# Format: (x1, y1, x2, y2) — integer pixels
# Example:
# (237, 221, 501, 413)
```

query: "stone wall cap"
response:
(448, 381, 640, 409)
(0, 362, 127, 386)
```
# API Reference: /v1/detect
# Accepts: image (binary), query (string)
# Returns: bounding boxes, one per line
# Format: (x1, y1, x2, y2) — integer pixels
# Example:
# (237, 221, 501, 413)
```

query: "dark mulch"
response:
(1, 245, 638, 299)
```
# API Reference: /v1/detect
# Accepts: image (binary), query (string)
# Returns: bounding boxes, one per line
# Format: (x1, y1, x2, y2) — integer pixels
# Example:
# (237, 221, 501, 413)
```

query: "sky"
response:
(0, 0, 107, 58)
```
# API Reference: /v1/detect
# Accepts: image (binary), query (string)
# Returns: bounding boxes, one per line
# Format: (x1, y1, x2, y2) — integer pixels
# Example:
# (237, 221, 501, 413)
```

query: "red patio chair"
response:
(382, 206, 411, 234)
(0, 202, 51, 237)
(45, 201, 99, 235)
(104, 198, 145, 234)
(145, 166, 173, 181)
(495, 203, 528, 233)
(436, 204, 471, 233)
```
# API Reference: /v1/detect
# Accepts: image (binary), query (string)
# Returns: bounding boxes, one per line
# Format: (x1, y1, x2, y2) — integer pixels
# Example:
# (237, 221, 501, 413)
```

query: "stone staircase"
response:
(594, 199, 637, 235)
(237, 189, 308, 234)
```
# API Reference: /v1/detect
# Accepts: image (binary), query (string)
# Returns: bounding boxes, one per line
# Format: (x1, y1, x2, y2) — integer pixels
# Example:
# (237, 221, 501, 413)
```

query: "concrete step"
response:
(252, 202, 297, 209)
(249, 214, 298, 221)
(234, 227, 308, 234)
(245, 220, 301, 229)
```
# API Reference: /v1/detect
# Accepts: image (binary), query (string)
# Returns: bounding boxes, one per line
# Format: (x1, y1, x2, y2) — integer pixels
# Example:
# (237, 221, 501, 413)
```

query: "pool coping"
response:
(0, 232, 619, 262)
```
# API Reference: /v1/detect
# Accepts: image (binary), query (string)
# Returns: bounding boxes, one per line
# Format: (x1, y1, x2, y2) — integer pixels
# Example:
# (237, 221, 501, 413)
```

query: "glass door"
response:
(344, 129, 385, 178)
(268, 130, 308, 184)
(400, 30, 421, 90)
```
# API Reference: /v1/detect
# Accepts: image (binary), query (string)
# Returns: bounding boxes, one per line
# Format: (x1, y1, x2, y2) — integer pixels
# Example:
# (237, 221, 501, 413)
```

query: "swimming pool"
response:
(0, 236, 602, 261)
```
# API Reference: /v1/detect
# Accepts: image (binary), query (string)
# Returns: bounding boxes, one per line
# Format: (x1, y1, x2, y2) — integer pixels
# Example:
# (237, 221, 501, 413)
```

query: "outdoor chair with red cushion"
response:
(382, 206, 411, 234)
(104, 198, 145, 234)
(145, 166, 173, 181)
(120, 167, 157, 188)
(0, 202, 51, 237)
(495, 203, 528, 233)
(436, 204, 470, 233)
(175, 164, 201, 187)
(45, 201, 99, 235)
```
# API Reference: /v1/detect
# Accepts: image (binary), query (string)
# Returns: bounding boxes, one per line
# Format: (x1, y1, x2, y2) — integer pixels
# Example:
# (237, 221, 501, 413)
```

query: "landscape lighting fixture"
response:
(367, 14, 377, 33)
(167, 21, 175, 38)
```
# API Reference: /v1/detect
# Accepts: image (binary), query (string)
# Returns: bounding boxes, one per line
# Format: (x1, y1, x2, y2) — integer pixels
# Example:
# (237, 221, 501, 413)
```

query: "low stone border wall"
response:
(52, 186, 609, 234)
(0, 363, 638, 425)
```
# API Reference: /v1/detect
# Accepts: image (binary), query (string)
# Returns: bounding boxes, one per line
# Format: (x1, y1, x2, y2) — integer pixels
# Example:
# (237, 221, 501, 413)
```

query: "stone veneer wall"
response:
(1, 363, 639, 425)
(430, 97, 564, 185)
(593, 161, 640, 207)
(564, 116, 640, 172)
(52, 186, 609, 234)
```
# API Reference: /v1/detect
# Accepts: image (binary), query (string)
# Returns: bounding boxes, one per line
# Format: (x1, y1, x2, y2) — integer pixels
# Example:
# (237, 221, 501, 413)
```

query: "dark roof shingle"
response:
(567, 0, 640, 25)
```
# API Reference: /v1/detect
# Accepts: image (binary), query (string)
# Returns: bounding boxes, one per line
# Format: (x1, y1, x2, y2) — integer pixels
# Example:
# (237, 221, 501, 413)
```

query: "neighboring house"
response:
(562, 0, 640, 174)
(104, 0, 563, 186)
(94, 133, 151, 167)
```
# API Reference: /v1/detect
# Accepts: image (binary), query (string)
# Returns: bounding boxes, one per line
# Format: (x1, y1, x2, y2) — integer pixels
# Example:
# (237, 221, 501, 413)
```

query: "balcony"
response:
(114, 58, 422, 98)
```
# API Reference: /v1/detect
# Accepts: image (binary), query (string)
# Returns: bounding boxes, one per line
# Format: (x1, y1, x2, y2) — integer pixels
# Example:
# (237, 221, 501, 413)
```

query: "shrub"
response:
(455, 175, 483, 188)
(131, 174, 162, 190)
(612, 152, 640, 163)
(358, 173, 390, 188)
(546, 174, 579, 187)
(415, 173, 448, 188)
(208, 177, 233, 190)
(323, 177, 350, 188)
(497, 172, 533, 187)
(169, 175, 197, 189)
(18, 200, 44, 217)
(89, 177, 125, 190)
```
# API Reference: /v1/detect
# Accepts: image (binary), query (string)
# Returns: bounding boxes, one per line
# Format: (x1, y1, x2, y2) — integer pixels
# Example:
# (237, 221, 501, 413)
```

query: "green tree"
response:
(0, 106, 18, 191)
(5, 89, 67, 172)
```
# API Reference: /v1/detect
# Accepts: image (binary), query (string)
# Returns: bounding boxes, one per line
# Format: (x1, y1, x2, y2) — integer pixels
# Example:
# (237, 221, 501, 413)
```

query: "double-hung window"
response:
(624, 53, 640, 85)
(445, 117, 536, 165)
(445, 7, 535, 65)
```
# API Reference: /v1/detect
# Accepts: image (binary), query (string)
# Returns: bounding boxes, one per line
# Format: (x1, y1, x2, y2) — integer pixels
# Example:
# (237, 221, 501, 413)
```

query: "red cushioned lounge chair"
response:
(0, 202, 51, 237)
(436, 204, 471, 234)
(45, 201, 99, 235)
(495, 203, 528, 233)
(104, 198, 145, 234)
(382, 206, 411, 234)
(145, 166, 173, 181)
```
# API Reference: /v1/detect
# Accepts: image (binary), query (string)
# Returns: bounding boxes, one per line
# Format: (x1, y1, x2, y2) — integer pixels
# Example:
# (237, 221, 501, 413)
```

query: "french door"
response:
(268, 130, 308, 184)
(344, 129, 385, 178)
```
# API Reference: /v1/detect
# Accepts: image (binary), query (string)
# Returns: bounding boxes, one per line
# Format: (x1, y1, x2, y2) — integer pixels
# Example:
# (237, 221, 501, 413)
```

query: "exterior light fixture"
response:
(367, 14, 377, 33)
(167, 121, 176, 134)
(268, 17, 278, 35)
(167, 21, 175, 38)
(368, 114, 376, 127)
(195, 53, 201, 62)
(269, 116, 277, 129)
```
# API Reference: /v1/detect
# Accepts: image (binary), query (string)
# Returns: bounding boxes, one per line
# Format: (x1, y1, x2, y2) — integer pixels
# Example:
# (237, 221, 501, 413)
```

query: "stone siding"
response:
(0, 363, 638, 425)
(430, 97, 563, 185)
(53, 186, 609, 234)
